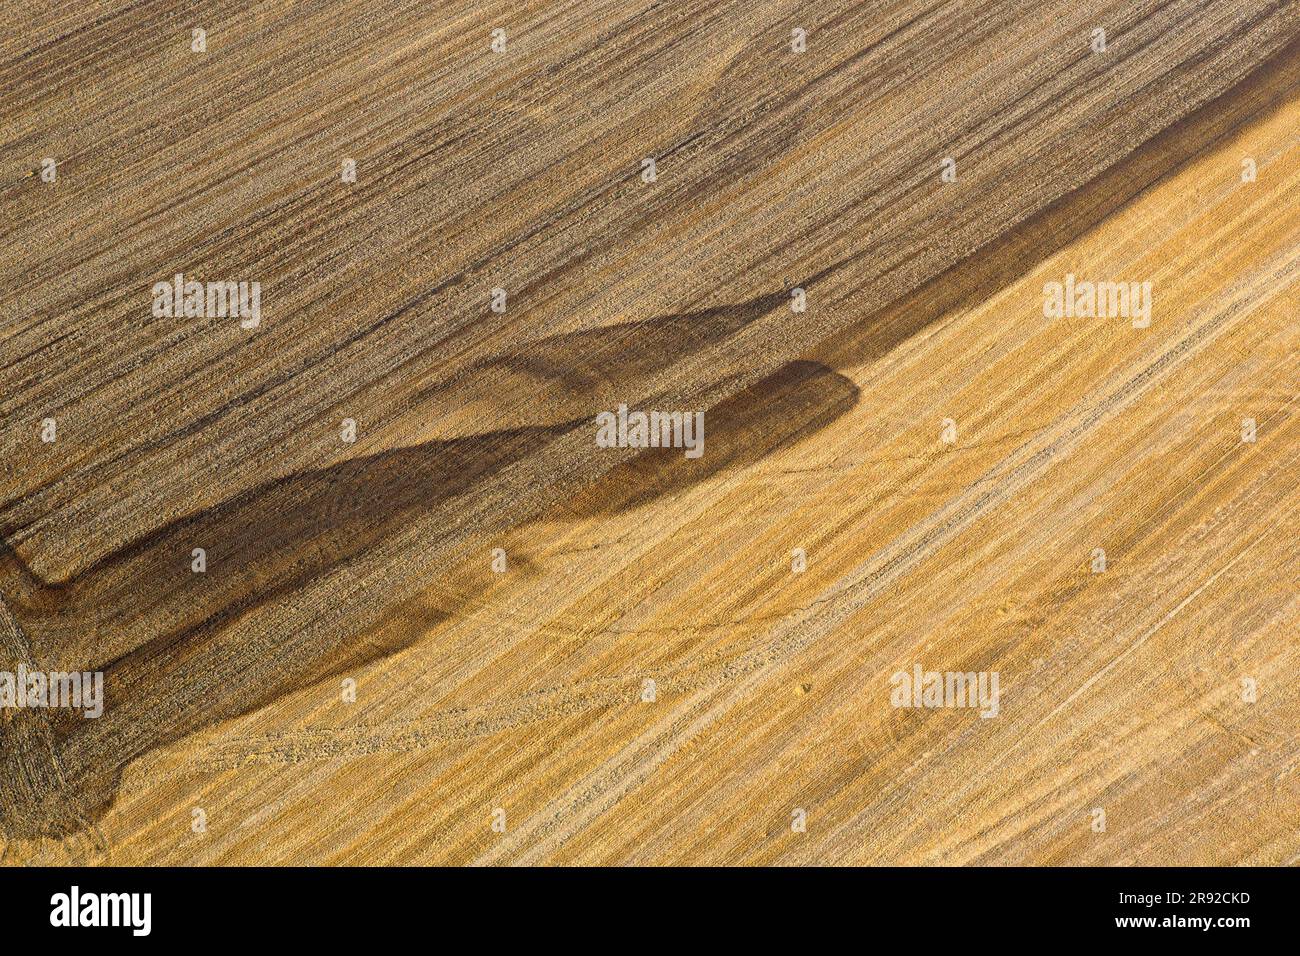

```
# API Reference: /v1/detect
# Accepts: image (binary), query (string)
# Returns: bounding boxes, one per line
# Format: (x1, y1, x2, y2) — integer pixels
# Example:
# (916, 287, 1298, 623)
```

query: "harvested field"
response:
(1, 0, 1297, 865)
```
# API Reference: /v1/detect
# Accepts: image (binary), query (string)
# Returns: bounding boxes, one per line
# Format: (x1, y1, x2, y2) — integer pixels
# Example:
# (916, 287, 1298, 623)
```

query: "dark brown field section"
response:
(0, 0, 1297, 845)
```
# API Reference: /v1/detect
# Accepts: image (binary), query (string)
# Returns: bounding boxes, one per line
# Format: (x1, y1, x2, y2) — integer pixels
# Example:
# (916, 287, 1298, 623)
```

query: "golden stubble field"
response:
(1, 0, 1297, 864)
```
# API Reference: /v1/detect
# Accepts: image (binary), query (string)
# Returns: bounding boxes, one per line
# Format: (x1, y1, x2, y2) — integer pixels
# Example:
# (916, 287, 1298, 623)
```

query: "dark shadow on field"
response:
(0, 289, 858, 843)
